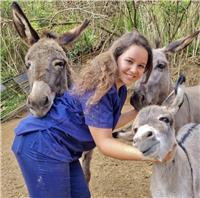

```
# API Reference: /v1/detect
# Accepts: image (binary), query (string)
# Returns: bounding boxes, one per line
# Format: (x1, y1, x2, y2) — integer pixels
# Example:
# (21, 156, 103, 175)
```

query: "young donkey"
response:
(12, 1, 89, 117)
(114, 30, 200, 140)
(133, 78, 200, 197)
(12, 2, 92, 183)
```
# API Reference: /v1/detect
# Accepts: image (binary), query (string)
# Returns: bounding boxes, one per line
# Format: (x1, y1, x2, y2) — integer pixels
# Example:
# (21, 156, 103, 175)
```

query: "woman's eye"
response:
(126, 59, 133, 64)
(138, 65, 145, 69)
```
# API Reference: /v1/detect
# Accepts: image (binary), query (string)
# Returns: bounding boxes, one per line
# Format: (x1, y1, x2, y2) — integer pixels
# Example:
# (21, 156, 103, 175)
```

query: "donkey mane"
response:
(41, 31, 57, 39)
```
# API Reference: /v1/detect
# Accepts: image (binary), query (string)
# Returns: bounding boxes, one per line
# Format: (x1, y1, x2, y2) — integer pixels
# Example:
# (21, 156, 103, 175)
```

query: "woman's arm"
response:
(89, 126, 152, 161)
(115, 107, 138, 129)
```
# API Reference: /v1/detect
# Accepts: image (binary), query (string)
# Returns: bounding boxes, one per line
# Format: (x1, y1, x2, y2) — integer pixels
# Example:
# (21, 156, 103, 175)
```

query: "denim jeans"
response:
(12, 133, 90, 198)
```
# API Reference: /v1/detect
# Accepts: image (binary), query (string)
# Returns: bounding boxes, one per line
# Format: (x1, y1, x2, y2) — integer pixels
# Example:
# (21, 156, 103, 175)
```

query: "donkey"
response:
(133, 80, 200, 197)
(131, 30, 200, 131)
(114, 31, 200, 140)
(12, 1, 92, 183)
(12, 1, 89, 117)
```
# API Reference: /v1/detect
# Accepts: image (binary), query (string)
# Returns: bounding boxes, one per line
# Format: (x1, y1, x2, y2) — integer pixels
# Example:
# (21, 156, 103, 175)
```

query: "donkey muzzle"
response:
(27, 81, 55, 117)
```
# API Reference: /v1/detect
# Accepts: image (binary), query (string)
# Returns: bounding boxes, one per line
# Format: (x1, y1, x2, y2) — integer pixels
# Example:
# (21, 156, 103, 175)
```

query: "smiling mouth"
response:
(125, 74, 136, 80)
(142, 142, 159, 156)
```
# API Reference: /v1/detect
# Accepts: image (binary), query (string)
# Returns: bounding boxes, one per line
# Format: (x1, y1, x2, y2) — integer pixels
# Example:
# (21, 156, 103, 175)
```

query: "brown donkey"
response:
(12, 1, 89, 117)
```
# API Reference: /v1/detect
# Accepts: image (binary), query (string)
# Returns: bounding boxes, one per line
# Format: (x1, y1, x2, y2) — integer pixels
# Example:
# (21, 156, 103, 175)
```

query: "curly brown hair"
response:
(75, 31, 153, 106)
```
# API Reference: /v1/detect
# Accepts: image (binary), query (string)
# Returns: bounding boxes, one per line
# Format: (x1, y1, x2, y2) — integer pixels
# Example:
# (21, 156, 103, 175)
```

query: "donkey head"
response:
(132, 76, 185, 161)
(12, 2, 89, 117)
(130, 30, 199, 111)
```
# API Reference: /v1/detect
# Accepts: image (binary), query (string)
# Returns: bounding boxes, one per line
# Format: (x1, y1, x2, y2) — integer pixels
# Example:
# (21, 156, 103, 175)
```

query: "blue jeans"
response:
(12, 133, 90, 198)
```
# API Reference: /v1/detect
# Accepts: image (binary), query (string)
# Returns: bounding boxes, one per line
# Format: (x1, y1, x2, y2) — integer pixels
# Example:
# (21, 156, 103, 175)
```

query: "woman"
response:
(12, 31, 154, 198)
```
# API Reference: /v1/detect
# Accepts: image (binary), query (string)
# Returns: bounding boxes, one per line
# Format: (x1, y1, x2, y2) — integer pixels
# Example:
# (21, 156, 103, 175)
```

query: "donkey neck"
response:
(151, 145, 193, 196)
(158, 79, 174, 105)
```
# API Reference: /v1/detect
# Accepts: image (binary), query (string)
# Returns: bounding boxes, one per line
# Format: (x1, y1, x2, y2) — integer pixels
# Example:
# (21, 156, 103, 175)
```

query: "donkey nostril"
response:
(146, 131, 153, 138)
(133, 138, 137, 145)
(42, 96, 49, 106)
(141, 94, 145, 103)
(130, 92, 139, 105)
(27, 97, 31, 106)
(133, 139, 136, 144)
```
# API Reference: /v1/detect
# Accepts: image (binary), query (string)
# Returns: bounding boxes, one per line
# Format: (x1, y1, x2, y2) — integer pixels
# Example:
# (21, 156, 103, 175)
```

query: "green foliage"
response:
(0, 1, 12, 17)
(68, 30, 96, 61)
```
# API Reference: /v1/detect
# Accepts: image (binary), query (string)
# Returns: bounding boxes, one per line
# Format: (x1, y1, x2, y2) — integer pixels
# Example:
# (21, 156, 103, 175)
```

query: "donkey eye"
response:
(159, 117, 170, 124)
(156, 63, 165, 70)
(53, 60, 65, 69)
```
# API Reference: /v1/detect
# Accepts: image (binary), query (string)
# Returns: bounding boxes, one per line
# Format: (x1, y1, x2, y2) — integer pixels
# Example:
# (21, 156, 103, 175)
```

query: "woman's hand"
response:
(155, 144, 177, 164)
(134, 144, 178, 163)
(89, 126, 149, 161)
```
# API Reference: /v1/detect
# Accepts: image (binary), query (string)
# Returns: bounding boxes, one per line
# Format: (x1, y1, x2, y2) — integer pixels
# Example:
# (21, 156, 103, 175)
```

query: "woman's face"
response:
(116, 45, 148, 87)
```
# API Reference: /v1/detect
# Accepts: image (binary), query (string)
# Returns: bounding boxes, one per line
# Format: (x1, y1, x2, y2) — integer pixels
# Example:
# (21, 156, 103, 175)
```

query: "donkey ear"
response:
(161, 74, 186, 107)
(58, 19, 90, 46)
(11, 2, 39, 45)
(162, 30, 200, 54)
(162, 75, 186, 115)
(168, 84, 185, 116)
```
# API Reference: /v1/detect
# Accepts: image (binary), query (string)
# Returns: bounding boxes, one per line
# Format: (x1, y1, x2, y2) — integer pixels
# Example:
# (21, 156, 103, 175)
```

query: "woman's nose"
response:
(130, 64, 138, 73)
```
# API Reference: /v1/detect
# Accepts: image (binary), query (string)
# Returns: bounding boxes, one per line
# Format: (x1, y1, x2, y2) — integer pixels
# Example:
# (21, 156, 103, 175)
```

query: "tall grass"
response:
(1, 1, 199, 79)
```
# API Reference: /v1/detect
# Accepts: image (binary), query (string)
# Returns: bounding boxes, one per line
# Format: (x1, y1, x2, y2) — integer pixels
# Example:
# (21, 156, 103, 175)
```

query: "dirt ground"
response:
(1, 60, 200, 198)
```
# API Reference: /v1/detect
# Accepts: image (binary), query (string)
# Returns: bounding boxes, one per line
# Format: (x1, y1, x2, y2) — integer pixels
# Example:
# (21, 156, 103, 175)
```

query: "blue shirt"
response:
(14, 85, 127, 162)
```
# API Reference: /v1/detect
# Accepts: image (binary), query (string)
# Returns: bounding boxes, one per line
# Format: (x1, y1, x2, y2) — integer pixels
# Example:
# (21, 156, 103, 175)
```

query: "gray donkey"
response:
(133, 79, 200, 197)
(12, 1, 92, 183)
(12, 1, 89, 117)
(114, 31, 200, 141)
(131, 30, 200, 131)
